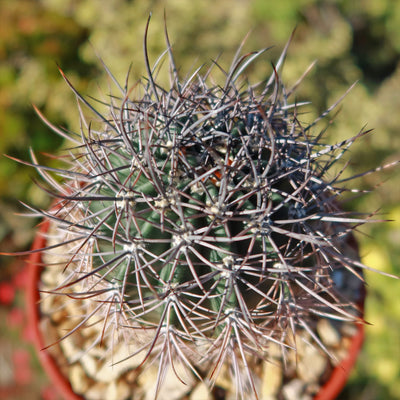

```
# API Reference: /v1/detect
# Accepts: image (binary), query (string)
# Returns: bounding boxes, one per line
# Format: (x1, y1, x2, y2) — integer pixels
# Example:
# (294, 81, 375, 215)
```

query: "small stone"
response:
(85, 381, 108, 400)
(105, 379, 131, 400)
(305, 382, 321, 397)
(50, 306, 68, 324)
(282, 379, 308, 400)
(69, 364, 89, 394)
(140, 363, 195, 400)
(297, 342, 328, 383)
(333, 336, 352, 363)
(261, 360, 282, 399)
(317, 319, 341, 347)
(59, 335, 79, 362)
(75, 350, 98, 378)
(93, 343, 142, 383)
(341, 321, 359, 337)
(190, 382, 212, 400)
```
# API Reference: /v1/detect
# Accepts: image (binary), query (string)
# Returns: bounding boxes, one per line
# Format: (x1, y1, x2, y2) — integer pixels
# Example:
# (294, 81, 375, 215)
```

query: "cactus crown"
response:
(22, 23, 394, 399)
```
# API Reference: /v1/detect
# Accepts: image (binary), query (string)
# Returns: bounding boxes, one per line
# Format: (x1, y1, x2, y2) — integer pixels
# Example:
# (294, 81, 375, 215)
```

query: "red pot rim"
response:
(25, 220, 365, 400)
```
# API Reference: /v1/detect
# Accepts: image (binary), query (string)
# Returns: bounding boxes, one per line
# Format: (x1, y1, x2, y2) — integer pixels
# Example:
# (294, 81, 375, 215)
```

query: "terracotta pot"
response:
(26, 220, 83, 400)
(26, 220, 365, 400)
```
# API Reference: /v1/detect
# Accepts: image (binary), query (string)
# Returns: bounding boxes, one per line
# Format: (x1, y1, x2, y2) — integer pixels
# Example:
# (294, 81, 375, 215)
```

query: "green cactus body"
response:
(25, 27, 385, 400)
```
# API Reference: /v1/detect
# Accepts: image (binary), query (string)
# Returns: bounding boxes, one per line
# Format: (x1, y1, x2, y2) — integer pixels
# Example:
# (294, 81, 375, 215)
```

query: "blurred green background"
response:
(0, 0, 399, 399)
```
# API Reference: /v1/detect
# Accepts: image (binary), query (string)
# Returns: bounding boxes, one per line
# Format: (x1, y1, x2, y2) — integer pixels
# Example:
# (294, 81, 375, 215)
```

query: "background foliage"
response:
(0, 0, 399, 399)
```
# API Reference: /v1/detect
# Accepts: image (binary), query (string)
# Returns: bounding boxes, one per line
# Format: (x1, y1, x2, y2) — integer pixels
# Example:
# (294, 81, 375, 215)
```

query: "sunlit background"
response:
(0, 1, 399, 399)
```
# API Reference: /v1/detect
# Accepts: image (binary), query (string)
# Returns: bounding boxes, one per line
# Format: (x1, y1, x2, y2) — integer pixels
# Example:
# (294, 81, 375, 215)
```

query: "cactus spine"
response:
(24, 24, 390, 400)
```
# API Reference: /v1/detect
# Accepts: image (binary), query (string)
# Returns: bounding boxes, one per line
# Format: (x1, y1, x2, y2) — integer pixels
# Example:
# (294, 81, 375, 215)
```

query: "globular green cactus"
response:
(18, 23, 397, 400)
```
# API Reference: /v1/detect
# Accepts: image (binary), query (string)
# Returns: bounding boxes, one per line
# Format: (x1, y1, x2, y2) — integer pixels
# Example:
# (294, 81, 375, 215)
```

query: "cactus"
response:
(17, 22, 397, 400)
